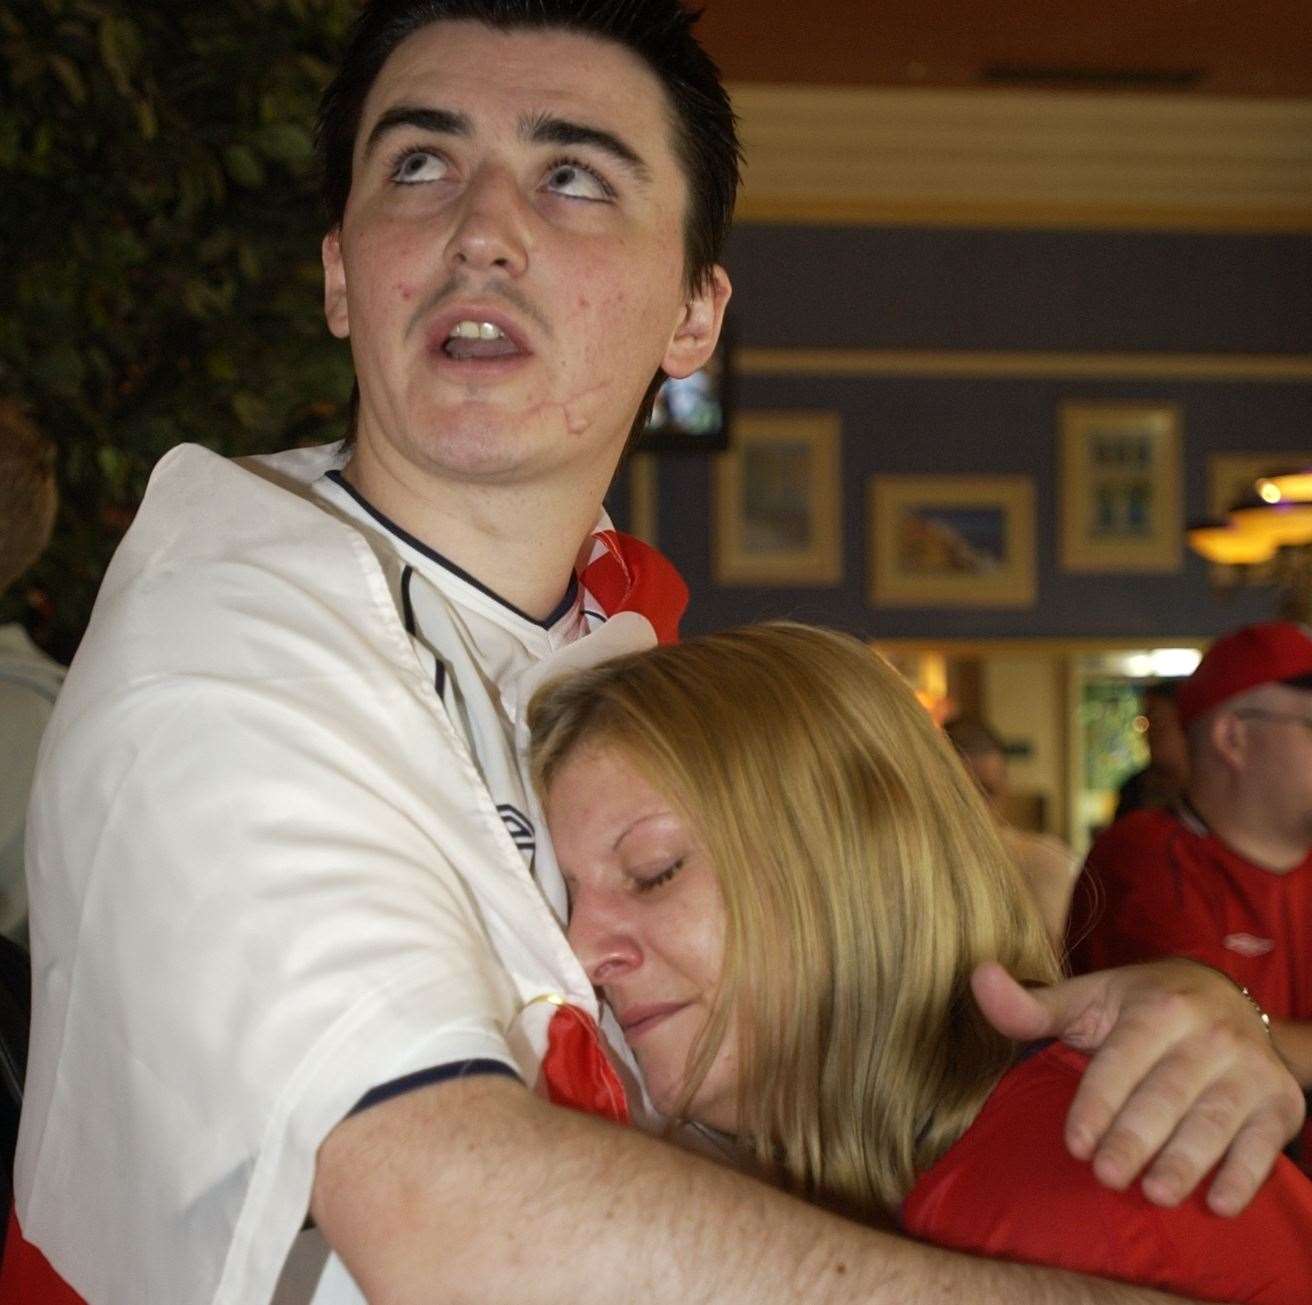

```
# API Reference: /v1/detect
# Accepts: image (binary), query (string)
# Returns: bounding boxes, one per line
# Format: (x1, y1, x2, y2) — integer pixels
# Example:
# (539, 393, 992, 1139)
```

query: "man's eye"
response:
(391, 150, 447, 185)
(544, 160, 614, 202)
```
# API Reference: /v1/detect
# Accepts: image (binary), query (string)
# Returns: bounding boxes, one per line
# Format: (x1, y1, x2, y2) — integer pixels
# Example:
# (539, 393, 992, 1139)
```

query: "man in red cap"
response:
(1069, 621, 1312, 1166)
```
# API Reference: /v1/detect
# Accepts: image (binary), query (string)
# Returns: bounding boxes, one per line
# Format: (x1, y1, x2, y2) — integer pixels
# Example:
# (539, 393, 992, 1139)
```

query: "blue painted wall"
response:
(614, 225, 1312, 639)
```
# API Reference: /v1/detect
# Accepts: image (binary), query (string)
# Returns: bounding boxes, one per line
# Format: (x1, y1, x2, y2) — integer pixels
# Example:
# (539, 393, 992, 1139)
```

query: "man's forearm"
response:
(1271, 1018, 1312, 1087)
(312, 1074, 1193, 1305)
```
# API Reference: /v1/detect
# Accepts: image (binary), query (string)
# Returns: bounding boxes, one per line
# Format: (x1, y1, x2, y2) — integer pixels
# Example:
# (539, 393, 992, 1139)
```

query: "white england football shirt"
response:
(18, 441, 659, 1304)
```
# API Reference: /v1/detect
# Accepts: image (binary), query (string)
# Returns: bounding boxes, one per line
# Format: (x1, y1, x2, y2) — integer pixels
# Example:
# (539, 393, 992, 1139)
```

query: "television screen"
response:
(638, 331, 731, 452)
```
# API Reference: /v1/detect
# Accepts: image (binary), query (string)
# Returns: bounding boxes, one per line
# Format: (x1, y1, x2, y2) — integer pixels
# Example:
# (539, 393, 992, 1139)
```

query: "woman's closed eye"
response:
(633, 857, 684, 893)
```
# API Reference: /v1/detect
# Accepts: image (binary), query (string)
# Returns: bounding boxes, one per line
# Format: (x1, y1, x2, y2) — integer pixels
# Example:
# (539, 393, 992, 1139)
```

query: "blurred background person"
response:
(1112, 679, 1189, 823)
(1068, 622, 1312, 1169)
(0, 400, 63, 945)
(945, 715, 1079, 942)
(0, 399, 60, 1232)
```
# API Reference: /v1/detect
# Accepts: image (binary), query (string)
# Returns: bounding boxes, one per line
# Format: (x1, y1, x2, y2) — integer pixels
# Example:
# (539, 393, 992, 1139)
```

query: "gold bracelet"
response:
(1236, 984, 1273, 1039)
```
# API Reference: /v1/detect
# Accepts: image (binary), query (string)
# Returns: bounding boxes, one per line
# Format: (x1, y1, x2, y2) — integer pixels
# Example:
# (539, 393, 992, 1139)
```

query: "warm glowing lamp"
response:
(1186, 521, 1277, 565)
(1255, 469, 1312, 505)
(1228, 499, 1312, 546)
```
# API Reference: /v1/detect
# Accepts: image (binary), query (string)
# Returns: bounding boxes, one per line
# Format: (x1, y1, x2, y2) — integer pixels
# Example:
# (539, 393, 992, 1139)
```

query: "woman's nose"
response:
(567, 895, 643, 985)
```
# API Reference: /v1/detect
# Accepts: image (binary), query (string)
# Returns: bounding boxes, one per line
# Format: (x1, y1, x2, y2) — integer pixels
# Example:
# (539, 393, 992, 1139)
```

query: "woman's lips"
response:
(618, 1002, 691, 1039)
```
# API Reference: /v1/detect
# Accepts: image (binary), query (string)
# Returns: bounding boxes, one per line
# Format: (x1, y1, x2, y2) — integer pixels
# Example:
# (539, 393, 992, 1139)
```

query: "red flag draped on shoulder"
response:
(578, 528, 688, 645)
(540, 1004, 631, 1126)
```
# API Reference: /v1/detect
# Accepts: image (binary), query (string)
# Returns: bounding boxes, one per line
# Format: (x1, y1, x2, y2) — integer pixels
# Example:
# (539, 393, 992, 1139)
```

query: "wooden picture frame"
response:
(1059, 402, 1182, 572)
(868, 475, 1036, 608)
(626, 452, 659, 548)
(713, 411, 842, 586)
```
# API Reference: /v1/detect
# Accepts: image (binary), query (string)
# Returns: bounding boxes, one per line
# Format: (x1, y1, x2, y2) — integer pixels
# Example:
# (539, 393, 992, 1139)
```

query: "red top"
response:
(1067, 805, 1312, 1016)
(1067, 805, 1312, 1167)
(902, 1042, 1312, 1302)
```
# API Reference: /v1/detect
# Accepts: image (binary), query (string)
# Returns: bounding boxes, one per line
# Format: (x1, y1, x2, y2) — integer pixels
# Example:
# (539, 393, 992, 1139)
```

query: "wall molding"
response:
(730, 84, 1312, 232)
(870, 636, 1209, 655)
(738, 347, 1312, 381)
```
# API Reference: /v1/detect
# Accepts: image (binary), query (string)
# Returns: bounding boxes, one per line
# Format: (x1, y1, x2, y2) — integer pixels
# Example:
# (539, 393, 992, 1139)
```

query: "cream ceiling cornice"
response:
(730, 84, 1312, 231)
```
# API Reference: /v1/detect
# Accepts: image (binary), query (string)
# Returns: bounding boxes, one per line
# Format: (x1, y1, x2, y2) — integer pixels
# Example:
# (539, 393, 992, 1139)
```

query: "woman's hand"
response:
(972, 958, 1306, 1216)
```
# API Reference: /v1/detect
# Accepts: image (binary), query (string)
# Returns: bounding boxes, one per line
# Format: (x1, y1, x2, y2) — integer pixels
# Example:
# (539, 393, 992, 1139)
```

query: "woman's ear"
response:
(661, 266, 732, 379)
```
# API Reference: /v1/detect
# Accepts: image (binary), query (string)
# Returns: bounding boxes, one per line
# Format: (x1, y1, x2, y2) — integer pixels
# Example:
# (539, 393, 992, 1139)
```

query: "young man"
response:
(9, 4, 1304, 1302)
(1071, 621, 1312, 1167)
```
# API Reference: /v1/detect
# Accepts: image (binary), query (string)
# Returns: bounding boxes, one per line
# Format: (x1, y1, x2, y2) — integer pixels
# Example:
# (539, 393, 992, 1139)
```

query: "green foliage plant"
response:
(2, 0, 359, 659)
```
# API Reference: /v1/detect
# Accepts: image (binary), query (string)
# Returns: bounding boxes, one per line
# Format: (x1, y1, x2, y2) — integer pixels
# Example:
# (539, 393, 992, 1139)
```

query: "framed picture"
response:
(1208, 451, 1312, 519)
(626, 452, 659, 547)
(1060, 403, 1182, 572)
(868, 475, 1035, 608)
(713, 411, 841, 585)
(639, 326, 732, 453)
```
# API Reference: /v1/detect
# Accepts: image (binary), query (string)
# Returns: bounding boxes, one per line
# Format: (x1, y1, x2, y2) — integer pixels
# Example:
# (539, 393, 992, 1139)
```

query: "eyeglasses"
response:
(1232, 708, 1312, 735)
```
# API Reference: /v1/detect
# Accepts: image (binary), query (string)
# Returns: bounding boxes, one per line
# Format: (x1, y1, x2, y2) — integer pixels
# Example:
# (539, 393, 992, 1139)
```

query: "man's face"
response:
(1231, 684, 1312, 844)
(322, 21, 729, 494)
(1144, 694, 1188, 781)
(964, 749, 1008, 812)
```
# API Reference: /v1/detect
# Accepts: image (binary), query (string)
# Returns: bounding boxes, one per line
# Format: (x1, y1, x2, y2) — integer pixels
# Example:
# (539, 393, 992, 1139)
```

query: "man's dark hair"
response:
(1140, 678, 1183, 706)
(316, 0, 740, 294)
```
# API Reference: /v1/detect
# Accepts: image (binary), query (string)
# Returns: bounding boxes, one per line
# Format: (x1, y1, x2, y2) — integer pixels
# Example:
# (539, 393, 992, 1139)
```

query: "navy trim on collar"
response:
(325, 469, 579, 630)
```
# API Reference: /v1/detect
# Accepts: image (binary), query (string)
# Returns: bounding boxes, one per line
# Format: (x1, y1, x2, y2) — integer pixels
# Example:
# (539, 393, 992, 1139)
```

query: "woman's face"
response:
(545, 742, 739, 1130)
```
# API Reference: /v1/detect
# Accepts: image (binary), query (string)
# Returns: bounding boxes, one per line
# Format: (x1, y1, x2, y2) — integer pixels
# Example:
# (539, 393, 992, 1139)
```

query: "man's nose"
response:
(443, 164, 530, 277)
(567, 895, 642, 985)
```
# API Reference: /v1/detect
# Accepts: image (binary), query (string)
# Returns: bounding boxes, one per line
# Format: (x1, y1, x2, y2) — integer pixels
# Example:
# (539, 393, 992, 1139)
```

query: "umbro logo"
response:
(1222, 932, 1275, 957)
(497, 804, 536, 859)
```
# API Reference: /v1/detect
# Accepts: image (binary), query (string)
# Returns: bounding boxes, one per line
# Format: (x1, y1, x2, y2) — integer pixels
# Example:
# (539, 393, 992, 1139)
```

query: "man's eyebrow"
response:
(363, 105, 471, 158)
(522, 112, 651, 181)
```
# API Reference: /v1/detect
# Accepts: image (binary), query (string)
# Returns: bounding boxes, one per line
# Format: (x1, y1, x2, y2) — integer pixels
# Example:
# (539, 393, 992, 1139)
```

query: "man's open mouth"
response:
(442, 319, 523, 360)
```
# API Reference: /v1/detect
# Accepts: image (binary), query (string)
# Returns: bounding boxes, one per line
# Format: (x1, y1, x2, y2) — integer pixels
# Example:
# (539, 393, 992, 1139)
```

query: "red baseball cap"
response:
(1176, 621, 1312, 726)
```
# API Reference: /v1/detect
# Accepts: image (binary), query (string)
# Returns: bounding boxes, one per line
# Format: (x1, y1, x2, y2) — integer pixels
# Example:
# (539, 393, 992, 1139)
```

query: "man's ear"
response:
(661, 265, 731, 380)
(1208, 708, 1248, 772)
(323, 229, 350, 340)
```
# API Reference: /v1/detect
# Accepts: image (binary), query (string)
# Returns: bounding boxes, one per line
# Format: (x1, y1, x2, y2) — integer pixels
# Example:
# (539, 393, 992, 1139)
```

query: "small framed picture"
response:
(713, 411, 842, 586)
(868, 475, 1036, 608)
(1059, 402, 1182, 572)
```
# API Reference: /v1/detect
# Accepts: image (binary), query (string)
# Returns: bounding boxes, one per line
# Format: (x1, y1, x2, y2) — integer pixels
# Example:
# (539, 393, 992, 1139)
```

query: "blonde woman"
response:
(528, 623, 1312, 1302)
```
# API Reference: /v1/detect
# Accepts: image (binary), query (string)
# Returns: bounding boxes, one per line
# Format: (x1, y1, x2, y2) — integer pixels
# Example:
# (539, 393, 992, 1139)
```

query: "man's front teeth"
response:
(448, 320, 507, 340)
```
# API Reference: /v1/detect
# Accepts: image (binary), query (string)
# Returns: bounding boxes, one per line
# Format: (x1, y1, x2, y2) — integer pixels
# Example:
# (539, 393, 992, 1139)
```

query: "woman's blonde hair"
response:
(528, 622, 1058, 1221)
